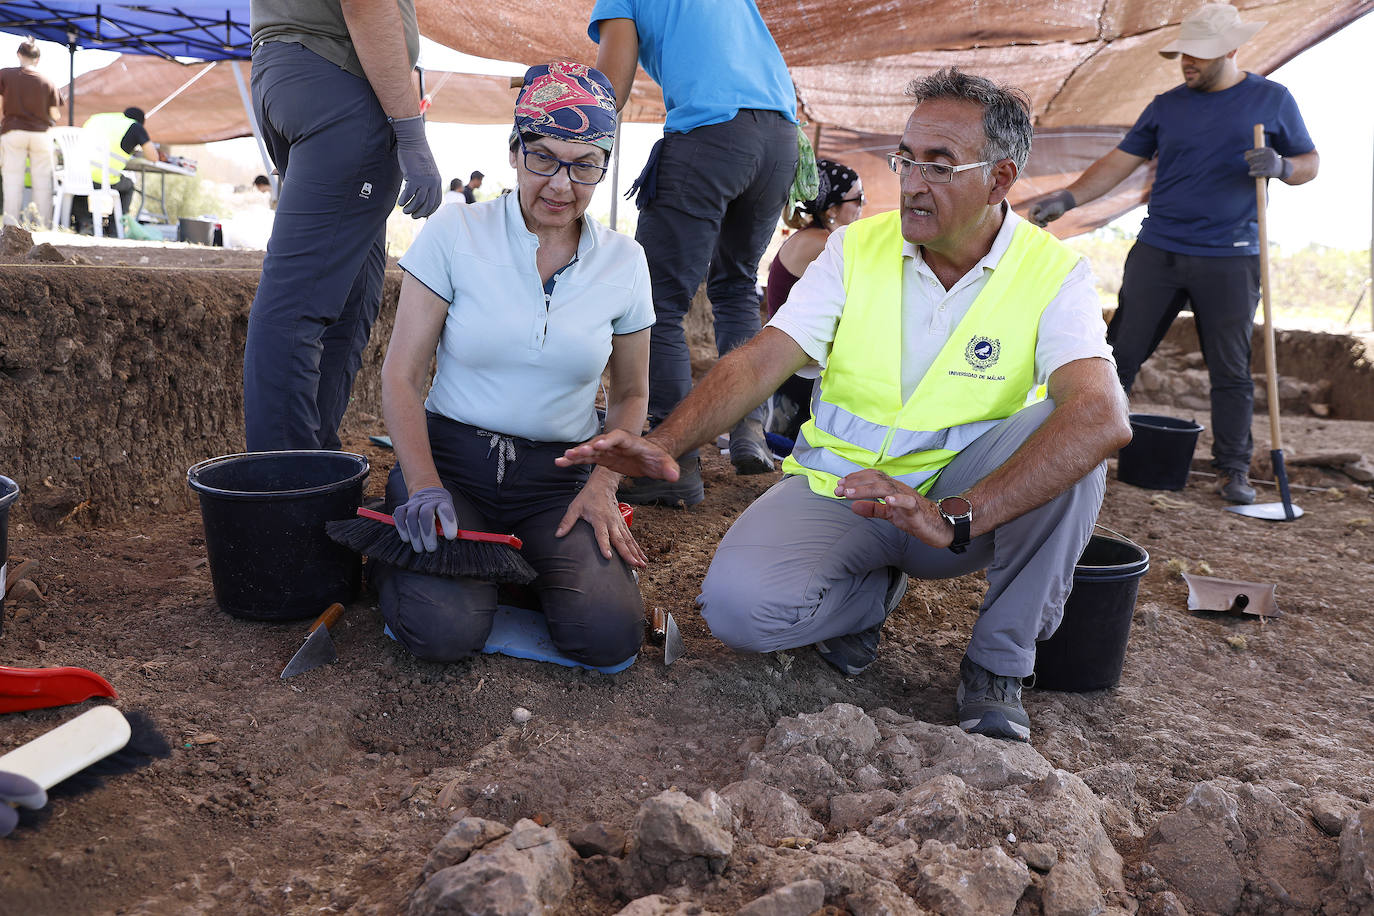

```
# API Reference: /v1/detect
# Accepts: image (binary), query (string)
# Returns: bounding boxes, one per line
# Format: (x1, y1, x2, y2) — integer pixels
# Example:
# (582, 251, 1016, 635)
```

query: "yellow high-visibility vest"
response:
(81, 112, 135, 186)
(781, 209, 1080, 497)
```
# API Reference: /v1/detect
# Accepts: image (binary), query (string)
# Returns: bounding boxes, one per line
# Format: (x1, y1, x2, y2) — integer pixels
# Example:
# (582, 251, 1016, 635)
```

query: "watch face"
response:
(940, 496, 972, 518)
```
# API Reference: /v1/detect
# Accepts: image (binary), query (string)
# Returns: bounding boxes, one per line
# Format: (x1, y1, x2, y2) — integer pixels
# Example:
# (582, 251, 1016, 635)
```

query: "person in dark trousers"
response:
(243, 0, 441, 452)
(75, 106, 157, 233)
(462, 170, 483, 203)
(590, 0, 799, 505)
(1026, 2, 1318, 505)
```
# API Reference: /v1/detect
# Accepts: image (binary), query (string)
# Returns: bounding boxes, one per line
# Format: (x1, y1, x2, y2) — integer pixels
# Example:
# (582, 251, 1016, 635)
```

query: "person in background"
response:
(1025, 2, 1318, 505)
(443, 176, 466, 206)
(76, 106, 159, 234)
(590, 0, 799, 504)
(764, 159, 865, 447)
(253, 174, 272, 193)
(0, 37, 61, 229)
(376, 62, 651, 667)
(462, 170, 483, 203)
(243, 0, 442, 452)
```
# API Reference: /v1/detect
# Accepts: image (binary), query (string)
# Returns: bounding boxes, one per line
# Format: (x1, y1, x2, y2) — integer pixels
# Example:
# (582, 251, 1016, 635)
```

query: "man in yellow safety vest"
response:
(75, 106, 160, 233)
(558, 68, 1132, 742)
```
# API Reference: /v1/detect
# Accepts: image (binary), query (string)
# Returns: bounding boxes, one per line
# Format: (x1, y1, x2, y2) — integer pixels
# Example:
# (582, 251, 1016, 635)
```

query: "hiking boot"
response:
(1218, 470, 1256, 504)
(729, 417, 774, 475)
(956, 655, 1031, 742)
(618, 454, 704, 508)
(815, 569, 909, 676)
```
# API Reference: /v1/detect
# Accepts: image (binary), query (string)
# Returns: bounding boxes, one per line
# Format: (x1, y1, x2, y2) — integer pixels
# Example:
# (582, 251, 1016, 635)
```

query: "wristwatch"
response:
(937, 495, 973, 554)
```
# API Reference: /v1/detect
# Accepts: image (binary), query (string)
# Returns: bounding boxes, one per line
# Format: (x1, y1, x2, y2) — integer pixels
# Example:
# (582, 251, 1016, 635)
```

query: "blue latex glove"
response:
(394, 486, 458, 553)
(0, 771, 48, 837)
(1027, 189, 1076, 227)
(390, 114, 442, 218)
(1244, 147, 1293, 180)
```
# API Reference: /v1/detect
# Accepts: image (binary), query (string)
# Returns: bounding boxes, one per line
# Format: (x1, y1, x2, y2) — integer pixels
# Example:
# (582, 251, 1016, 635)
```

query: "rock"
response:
(828, 788, 898, 832)
(615, 895, 719, 916)
(511, 707, 531, 724)
(1309, 792, 1354, 836)
(808, 834, 918, 884)
(420, 817, 512, 879)
(1138, 891, 1190, 916)
(409, 818, 573, 915)
(1338, 806, 1374, 905)
(1042, 861, 1106, 916)
(1146, 782, 1246, 914)
(761, 703, 880, 770)
(569, 822, 627, 858)
(745, 749, 843, 798)
(845, 879, 930, 915)
(720, 779, 822, 844)
(0, 224, 33, 255)
(26, 242, 66, 263)
(736, 878, 825, 916)
(1290, 450, 1364, 467)
(870, 773, 970, 845)
(911, 840, 1031, 916)
(1021, 842, 1058, 872)
(3, 578, 44, 604)
(624, 790, 734, 896)
(1345, 457, 1374, 483)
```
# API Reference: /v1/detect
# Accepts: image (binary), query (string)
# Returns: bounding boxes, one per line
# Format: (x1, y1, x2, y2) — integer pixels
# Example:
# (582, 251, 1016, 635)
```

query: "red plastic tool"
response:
(355, 507, 523, 548)
(0, 665, 118, 714)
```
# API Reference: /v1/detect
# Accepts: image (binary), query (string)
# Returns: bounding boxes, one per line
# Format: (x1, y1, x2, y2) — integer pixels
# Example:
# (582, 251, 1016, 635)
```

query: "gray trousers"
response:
(698, 399, 1106, 677)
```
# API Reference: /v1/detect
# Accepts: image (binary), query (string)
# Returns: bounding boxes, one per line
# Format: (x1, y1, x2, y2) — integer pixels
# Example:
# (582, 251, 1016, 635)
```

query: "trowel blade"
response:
(663, 612, 685, 666)
(1223, 501, 1303, 521)
(280, 625, 338, 679)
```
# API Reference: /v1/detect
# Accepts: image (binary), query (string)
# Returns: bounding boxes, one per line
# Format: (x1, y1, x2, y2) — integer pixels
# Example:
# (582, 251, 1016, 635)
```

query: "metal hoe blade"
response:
(280, 625, 338, 679)
(1224, 501, 1304, 521)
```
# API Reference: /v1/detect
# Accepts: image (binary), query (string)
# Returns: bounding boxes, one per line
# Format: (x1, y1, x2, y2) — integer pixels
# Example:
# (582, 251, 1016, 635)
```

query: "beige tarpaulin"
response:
(69, 0, 1373, 235)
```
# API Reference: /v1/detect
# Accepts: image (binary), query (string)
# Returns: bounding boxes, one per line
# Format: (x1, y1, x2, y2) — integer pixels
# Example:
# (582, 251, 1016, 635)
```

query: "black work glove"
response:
(1244, 147, 1293, 180)
(1027, 189, 1076, 227)
(0, 771, 47, 837)
(390, 115, 442, 218)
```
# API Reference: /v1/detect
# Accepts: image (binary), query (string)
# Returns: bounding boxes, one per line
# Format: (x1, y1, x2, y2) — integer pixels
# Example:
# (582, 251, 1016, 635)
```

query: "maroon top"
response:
(765, 254, 801, 320)
(0, 67, 60, 134)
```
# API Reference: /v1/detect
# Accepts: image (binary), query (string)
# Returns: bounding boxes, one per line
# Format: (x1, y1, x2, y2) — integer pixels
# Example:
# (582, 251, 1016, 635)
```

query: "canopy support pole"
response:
(67, 33, 77, 125)
(146, 61, 218, 120)
(609, 118, 621, 230)
(231, 60, 276, 201)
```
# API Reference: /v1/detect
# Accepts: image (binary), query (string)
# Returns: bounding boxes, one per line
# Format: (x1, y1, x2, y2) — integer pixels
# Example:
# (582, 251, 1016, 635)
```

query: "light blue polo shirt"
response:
(398, 191, 654, 443)
(588, 0, 797, 133)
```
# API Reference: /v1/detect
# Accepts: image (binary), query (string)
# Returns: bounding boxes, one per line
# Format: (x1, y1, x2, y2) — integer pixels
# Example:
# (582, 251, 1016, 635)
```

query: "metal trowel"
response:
(280, 603, 345, 678)
(649, 607, 686, 666)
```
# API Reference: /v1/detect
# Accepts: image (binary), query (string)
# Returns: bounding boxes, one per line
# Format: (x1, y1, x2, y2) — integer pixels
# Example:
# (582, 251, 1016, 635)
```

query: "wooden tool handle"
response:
(309, 603, 345, 635)
(510, 76, 525, 89)
(355, 507, 524, 549)
(1253, 123, 1283, 452)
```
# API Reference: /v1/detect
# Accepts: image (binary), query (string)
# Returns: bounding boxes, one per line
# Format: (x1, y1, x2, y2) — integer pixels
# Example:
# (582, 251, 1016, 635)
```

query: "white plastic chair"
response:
(50, 127, 125, 239)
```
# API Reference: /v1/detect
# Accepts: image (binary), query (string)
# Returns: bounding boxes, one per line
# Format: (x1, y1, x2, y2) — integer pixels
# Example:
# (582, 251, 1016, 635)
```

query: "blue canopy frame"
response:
(0, 2, 249, 62)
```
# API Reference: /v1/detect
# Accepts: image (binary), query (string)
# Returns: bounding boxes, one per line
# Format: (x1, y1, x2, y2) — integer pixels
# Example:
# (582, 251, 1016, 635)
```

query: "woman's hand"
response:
(555, 474, 647, 569)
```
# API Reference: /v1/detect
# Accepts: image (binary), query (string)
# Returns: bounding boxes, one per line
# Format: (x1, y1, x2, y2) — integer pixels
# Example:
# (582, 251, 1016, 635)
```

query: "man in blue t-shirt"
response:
(589, 0, 800, 506)
(1026, 3, 1318, 504)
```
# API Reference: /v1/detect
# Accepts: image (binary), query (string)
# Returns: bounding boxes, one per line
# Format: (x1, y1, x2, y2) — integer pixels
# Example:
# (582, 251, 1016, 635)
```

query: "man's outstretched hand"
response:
(836, 469, 953, 549)
(556, 430, 680, 482)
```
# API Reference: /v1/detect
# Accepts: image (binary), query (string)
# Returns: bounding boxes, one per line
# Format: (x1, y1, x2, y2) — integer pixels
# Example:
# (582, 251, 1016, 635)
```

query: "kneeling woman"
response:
(376, 62, 652, 667)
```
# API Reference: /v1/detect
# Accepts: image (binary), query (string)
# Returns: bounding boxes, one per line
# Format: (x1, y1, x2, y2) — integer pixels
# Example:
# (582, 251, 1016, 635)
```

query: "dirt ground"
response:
(2, 239, 1374, 914)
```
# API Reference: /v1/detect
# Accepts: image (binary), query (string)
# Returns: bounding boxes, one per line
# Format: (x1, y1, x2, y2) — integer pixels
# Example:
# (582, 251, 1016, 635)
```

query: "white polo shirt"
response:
(768, 205, 1113, 401)
(399, 190, 654, 443)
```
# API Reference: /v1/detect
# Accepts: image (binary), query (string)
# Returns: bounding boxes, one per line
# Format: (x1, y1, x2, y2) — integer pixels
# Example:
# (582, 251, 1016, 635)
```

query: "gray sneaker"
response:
(815, 569, 909, 675)
(1218, 470, 1256, 504)
(956, 655, 1031, 742)
(618, 454, 704, 508)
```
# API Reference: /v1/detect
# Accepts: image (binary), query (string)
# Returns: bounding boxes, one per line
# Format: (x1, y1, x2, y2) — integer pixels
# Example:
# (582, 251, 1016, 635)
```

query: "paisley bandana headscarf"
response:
(512, 62, 618, 152)
(802, 159, 860, 220)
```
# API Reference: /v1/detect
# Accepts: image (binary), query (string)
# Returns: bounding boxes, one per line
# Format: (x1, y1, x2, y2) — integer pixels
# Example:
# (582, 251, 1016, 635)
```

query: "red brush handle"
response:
(355, 507, 523, 549)
(0, 665, 118, 714)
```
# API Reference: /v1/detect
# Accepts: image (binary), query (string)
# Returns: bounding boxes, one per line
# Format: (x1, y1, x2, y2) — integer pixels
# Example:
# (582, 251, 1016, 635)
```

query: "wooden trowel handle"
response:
(310, 603, 345, 635)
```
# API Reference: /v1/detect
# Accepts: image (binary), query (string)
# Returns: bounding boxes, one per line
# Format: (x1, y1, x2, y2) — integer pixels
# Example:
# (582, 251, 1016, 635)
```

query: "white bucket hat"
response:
(1159, 3, 1266, 59)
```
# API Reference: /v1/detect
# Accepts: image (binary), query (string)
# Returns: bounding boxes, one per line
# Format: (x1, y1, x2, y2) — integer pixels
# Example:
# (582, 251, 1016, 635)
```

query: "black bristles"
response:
(325, 517, 537, 585)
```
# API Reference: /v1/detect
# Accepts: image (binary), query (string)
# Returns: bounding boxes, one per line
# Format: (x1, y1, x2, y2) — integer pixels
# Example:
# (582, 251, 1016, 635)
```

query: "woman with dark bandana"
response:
(375, 62, 653, 668)
(764, 159, 865, 446)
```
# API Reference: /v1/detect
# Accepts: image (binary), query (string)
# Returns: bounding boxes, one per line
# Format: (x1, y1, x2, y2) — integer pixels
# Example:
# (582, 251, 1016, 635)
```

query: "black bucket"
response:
(1116, 413, 1204, 490)
(0, 476, 18, 636)
(1034, 531, 1150, 691)
(187, 451, 369, 621)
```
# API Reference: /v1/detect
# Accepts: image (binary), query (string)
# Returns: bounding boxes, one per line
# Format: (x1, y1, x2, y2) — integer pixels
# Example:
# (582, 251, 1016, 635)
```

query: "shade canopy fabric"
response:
(0, 1, 250, 61)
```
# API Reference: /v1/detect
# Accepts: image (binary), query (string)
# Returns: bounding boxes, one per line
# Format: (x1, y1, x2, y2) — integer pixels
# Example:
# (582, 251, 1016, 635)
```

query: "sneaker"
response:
(729, 417, 774, 475)
(1218, 470, 1256, 505)
(618, 454, 704, 508)
(956, 655, 1031, 742)
(815, 569, 909, 675)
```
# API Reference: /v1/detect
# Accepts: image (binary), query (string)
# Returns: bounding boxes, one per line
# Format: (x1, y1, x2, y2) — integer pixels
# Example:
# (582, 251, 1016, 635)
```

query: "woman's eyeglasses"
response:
(518, 136, 607, 185)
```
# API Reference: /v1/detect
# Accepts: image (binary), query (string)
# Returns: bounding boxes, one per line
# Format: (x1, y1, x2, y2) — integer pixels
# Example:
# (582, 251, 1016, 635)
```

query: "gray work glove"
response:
(1027, 189, 1076, 227)
(1244, 146, 1293, 180)
(390, 115, 442, 218)
(394, 485, 458, 553)
(0, 771, 48, 838)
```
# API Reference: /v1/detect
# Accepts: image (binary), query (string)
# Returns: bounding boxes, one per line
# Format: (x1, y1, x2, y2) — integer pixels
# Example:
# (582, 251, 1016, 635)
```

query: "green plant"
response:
(161, 174, 227, 223)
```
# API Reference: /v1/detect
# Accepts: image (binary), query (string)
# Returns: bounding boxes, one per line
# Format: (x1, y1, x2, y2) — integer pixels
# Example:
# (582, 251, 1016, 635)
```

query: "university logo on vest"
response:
(952, 335, 1006, 381)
